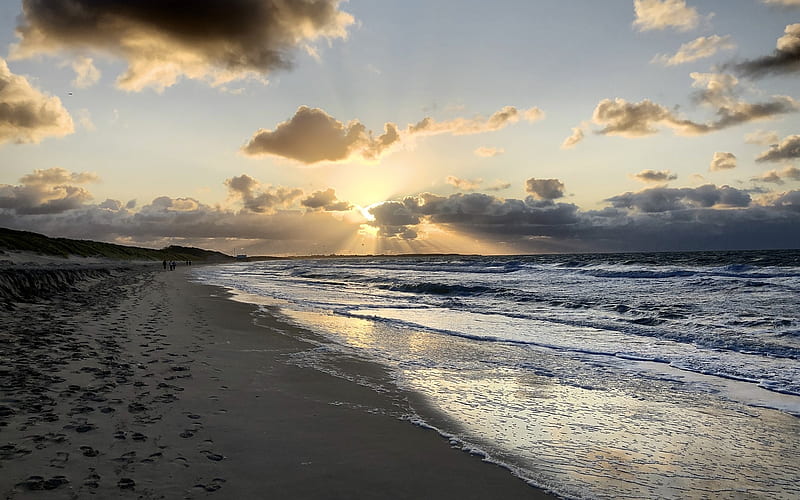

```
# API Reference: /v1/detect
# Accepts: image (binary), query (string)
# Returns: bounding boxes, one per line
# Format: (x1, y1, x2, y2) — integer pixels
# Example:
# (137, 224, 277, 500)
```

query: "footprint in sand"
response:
(117, 477, 135, 489)
(18, 475, 70, 491)
(79, 445, 99, 457)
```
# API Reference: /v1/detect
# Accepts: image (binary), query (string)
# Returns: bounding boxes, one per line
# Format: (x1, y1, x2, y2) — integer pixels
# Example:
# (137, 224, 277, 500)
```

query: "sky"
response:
(0, 0, 799, 256)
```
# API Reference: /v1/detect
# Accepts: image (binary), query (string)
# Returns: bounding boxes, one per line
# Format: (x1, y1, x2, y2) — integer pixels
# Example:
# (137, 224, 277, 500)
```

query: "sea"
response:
(192, 250, 800, 499)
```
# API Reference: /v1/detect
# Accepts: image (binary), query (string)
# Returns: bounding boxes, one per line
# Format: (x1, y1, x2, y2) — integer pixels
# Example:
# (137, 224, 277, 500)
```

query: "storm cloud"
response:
(0, 58, 74, 145)
(11, 0, 354, 91)
(732, 23, 800, 79)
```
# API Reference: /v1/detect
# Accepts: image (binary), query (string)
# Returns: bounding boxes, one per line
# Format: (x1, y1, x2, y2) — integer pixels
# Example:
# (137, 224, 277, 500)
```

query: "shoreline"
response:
(0, 264, 556, 498)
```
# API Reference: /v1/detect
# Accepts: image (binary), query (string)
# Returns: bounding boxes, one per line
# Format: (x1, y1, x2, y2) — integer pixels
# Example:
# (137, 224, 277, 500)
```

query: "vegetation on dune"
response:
(0, 227, 233, 262)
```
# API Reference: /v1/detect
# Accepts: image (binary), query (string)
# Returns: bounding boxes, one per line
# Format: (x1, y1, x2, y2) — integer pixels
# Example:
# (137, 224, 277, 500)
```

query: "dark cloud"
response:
(241, 107, 400, 164)
(11, 0, 354, 91)
(632, 170, 678, 183)
(732, 23, 800, 79)
(301, 188, 352, 211)
(709, 152, 737, 171)
(525, 178, 565, 200)
(0, 167, 96, 214)
(0, 58, 74, 144)
(368, 192, 581, 240)
(225, 174, 303, 213)
(606, 185, 751, 212)
(756, 134, 800, 162)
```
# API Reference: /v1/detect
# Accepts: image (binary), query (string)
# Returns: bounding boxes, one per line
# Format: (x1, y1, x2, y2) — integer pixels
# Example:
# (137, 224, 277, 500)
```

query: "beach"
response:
(0, 262, 553, 499)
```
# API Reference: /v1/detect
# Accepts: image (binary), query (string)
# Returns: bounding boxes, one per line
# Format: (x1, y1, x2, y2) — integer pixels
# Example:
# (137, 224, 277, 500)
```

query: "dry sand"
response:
(0, 264, 556, 499)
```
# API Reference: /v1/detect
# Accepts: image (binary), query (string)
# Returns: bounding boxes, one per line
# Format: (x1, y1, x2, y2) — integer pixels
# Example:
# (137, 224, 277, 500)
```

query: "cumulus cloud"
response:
(0, 167, 97, 214)
(561, 127, 585, 149)
(592, 74, 797, 138)
(0, 58, 74, 145)
(752, 166, 800, 184)
(242, 107, 400, 164)
(474, 146, 504, 157)
(11, 0, 354, 91)
(745, 129, 780, 145)
(652, 35, 735, 66)
(756, 134, 800, 162)
(301, 188, 352, 211)
(525, 178, 565, 200)
(632, 169, 678, 182)
(606, 184, 750, 212)
(732, 23, 800, 79)
(243, 105, 541, 164)
(224, 174, 303, 213)
(407, 106, 543, 137)
(710, 152, 737, 171)
(70, 56, 100, 88)
(633, 0, 703, 32)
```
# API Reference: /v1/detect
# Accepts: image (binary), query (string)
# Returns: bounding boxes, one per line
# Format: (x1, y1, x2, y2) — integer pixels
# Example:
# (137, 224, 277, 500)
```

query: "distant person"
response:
(162, 259, 167, 270)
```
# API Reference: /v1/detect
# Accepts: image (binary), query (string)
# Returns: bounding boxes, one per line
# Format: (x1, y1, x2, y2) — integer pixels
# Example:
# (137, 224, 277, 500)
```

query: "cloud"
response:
(633, 0, 703, 32)
(606, 184, 751, 212)
(474, 146, 504, 157)
(525, 178, 566, 200)
(242, 106, 400, 164)
(710, 152, 737, 171)
(407, 106, 543, 137)
(446, 176, 483, 191)
(561, 127, 585, 149)
(0, 58, 74, 145)
(652, 35, 735, 66)
(762, 0, 800, 6)
(301, 188, 352, 211)
(243, 105, 541, 164)
(11, 0, 354, 92)
(745, 129, 780, 145)
(632, 169, 678, 182)
(756, 134, 800, 162)
(592, 74, 797, 138)
(224, 174, 303, 213)
(444, 176, 511, 192)
(0, 167, 97, 214)
(731, 23, 800, 78)
(752, 166, 800, 184)
(70, 56, 100, 88)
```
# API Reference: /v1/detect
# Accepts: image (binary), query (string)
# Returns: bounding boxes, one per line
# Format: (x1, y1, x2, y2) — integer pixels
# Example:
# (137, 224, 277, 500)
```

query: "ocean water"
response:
(192, 250, 800, 499)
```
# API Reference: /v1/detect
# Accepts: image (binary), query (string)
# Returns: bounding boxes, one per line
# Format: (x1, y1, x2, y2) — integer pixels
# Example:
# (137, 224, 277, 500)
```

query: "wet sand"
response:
(0, 265, 555, 498)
